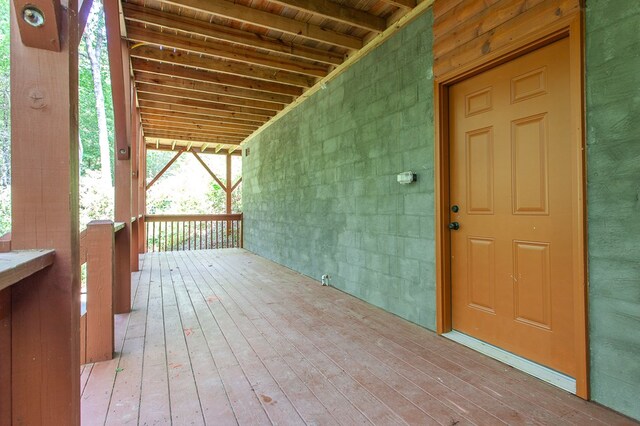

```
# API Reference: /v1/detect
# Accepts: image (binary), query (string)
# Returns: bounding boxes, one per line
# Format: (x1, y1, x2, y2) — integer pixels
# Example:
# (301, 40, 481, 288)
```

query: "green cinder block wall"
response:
(243, 3, 640, 420)
(585, 0, 640, 419)
(243, 11, 437, 330)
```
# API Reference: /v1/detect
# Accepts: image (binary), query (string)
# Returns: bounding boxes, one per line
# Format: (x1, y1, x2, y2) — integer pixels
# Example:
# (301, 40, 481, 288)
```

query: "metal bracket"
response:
(12, 0, 62, 52)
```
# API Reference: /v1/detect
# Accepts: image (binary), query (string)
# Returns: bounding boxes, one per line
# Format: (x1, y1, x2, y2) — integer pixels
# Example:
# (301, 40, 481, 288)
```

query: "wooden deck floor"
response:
(80, 249, 634, 425)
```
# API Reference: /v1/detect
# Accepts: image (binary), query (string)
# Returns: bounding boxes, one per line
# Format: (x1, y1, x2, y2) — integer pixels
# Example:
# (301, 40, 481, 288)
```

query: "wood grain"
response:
(80, 250, 631, 425)
(0, 250, 55, 291)
(432, 0, 581, 77)
(9, 0, 80, 423)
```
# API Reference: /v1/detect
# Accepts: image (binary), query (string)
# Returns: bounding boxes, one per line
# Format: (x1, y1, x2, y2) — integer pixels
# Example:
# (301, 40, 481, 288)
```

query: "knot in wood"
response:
(28, 88, 47, 109)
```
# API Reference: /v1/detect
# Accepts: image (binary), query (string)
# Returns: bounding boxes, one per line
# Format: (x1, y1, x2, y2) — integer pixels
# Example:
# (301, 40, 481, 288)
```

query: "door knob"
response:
(448, 222, 460, 230)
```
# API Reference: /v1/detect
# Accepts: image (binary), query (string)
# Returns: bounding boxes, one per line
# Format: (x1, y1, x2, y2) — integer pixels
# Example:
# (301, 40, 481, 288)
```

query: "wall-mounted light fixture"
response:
(397, 171, 417, 184)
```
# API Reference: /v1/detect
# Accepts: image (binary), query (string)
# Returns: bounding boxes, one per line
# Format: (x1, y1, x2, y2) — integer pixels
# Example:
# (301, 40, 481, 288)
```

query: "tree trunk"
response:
(84, 2, 111, 186)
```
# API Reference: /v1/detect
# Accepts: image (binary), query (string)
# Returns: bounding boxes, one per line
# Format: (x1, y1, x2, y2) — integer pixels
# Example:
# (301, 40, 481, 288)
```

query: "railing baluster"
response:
(143, 214, 243, 252)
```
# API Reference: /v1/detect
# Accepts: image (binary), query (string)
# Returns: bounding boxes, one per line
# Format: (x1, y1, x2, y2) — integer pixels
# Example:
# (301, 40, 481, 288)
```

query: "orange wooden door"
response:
(449, 38, 577, 377)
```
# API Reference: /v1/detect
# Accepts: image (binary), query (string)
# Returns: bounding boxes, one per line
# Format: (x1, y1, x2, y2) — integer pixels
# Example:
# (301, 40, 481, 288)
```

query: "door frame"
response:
(434, 12, 589, 399)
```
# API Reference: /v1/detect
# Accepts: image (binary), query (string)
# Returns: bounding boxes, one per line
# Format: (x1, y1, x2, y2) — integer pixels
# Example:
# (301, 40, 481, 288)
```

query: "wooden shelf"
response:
(0, 249, 56, 291)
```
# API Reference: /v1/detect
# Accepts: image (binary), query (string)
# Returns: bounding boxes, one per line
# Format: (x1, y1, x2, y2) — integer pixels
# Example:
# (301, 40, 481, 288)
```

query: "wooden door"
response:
(449, 38, 577, 377)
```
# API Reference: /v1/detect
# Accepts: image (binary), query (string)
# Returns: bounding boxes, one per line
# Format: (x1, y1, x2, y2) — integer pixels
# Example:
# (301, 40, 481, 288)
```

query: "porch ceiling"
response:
(122, 0, 420, 154)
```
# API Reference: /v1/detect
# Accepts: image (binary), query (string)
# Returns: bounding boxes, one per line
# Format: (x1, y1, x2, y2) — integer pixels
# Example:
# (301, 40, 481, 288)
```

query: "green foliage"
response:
(0, 0, 11, 189)
(79, 0, 114, 177)
(147, 151, 242, 215)
(0, 186, 9, 235)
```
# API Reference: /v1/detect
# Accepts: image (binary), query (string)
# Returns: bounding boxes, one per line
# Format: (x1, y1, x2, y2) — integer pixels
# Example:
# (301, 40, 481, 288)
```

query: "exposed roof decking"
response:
(80, 250, 633, 425)
(121, 0, 421, 153)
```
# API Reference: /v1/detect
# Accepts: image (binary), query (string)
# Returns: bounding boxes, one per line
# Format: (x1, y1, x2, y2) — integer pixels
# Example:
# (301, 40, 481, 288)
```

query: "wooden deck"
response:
(80, 249, 634, 425)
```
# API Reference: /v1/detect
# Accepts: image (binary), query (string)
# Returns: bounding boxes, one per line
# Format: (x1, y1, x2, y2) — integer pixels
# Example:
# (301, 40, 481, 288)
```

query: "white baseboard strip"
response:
(442, 330, 577, 394)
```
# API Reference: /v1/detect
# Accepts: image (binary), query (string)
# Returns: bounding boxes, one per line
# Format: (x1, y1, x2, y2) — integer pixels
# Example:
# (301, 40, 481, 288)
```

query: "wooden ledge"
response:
(0, 249, 56, 291)
(114, 222, 126, 233)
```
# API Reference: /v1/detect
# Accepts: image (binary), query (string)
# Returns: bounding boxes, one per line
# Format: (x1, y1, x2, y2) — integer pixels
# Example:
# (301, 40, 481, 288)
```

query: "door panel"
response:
(450, 38, 576, 376)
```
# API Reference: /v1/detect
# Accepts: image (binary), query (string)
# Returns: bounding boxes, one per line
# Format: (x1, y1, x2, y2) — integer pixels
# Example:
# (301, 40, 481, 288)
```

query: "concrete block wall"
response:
(585, 0, 640, 419)
(243, 11, 437, 330)
(243, 2, 640, 420)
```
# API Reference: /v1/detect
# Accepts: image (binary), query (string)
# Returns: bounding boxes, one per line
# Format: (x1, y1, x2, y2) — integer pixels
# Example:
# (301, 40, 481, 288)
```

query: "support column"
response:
(226, 153, 232, 214)
(138, 133, 146, 253)
(9, 1, 80, 424)
(105, 0, 131, 313)
(130, 95, 139, 273)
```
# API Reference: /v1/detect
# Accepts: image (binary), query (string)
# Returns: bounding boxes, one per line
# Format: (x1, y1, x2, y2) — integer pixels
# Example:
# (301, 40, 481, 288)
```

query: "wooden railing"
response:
(145, 214, 243, 252)
(78, 220, 124, 365)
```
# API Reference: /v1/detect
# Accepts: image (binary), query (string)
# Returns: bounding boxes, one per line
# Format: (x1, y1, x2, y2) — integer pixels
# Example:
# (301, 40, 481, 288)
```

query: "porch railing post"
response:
(9, 0, 80, 423)
(85, 221, 115, 363)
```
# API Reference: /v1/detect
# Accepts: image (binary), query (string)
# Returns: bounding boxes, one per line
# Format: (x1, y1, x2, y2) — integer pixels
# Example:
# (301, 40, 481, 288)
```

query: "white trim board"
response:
(443, 330, 577, 394)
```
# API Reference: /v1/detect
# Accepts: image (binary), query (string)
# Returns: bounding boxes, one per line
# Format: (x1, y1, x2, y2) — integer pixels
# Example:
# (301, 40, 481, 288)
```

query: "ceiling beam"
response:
(140, 110, 259, 131)
(131, 45, 316, 88)
(142, 124, 248, 141)
(139, 100, 267, 125)
(268, 0, 386, 33)
(160, 0, 363, 50)
(141, 118, 253, 137)
(135, 82, 283, 112)
(146, 141, 242, 156)
(144, 131, 245, 145)
(378, 0, 416, 9)
(131, 57, 302, 97)
(142, 121, 251, 136)
(123, 3, 344, 66)
(139, 107, 262, 128)
(133, 68, 293, 104)
(137, 92, 275, 119)
(126, 26, 329, 78)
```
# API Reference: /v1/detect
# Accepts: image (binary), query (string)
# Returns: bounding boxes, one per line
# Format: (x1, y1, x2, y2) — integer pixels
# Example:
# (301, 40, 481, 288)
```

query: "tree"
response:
(83, 0, 111, 186)
(0, 0, 11, 188)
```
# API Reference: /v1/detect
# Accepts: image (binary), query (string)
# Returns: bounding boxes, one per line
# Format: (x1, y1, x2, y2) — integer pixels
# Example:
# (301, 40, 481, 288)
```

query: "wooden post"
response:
(0, 287, 11, 425)
(226, 153, 232, 214)
(9, 0, 80, 424)
(139, 136, 146, 254)
(225, 154, 232, 242)
(85, 221, 115, 363)
(130, 96, 140, 273)
(106, 0, 132, 313)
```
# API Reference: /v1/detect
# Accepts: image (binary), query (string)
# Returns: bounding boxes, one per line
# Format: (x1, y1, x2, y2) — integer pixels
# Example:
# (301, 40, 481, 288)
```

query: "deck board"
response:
(81, 249, 636, 426)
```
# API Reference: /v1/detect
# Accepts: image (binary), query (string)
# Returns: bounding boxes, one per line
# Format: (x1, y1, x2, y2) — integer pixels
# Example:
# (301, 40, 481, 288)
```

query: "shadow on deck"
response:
(80, 249, 632, 425)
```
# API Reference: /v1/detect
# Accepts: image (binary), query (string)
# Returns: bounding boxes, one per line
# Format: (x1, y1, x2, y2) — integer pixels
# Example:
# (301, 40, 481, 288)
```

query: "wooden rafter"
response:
(268, 0, 386, 33)
(122, 3, 344, 66)
(146, 141, 241, 156)
(379, 0, 416, 9)
(138, 100, 268, 124)
(141, 118, 253, 136)
(135, 82, 283, 112)
(131, 57, 302, 97)
(160, 0, 363, 50)
(140, 111, 259, 131)
(122, 0, 419, 151)
(133, 68, 293, 104)
(139, 107, 263, 127)
(146, 149, 184, 190)
(131, 46, 317, 89)
(137, 92, 276, 119)
(126, 26, 329, 78)
(191, 151, 226, 190)
(142, 124, 249, 140)
(144, 131, 244, 145)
